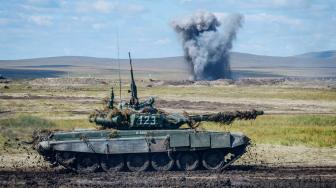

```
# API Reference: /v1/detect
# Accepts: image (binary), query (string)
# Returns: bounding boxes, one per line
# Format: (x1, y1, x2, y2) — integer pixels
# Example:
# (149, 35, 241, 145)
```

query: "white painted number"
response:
(138, 115, 156, 125)
(151, 116, 156, 125)
(138, 116, 143, 124)
(144, 116, 150, 124)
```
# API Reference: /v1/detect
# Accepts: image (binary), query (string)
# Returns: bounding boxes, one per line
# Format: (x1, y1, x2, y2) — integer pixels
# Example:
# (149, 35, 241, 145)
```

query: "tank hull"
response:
(37, 129, 250, 172)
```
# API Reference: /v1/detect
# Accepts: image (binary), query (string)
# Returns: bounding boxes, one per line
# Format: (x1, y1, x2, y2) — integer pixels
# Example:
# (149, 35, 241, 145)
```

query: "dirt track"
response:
(0, 165, 335, 187)
(1, 95, 335, 116)
(0, 144, 334, 187)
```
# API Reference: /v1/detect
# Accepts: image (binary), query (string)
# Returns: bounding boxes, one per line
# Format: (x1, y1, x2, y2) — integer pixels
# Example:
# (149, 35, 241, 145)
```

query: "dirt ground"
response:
(0, 166, 335, 188)
(1, 95, 335, 117)
(0, 144, 335, 187)
(1, 78, 335, 119)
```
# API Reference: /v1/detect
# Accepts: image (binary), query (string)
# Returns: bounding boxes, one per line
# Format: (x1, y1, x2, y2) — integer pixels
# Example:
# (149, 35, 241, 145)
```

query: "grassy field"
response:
(0, 114, 335, 154)
(0, 78, 335, 154)
(1, 80, 336, 100)
(0, 116, 93, 153)
(1, 81, 335, 116)
(142, 86, 336, 101)
(202, 115, 336, 147)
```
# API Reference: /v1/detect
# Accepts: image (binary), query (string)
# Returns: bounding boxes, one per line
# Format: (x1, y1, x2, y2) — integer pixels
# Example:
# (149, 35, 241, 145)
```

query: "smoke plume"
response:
(171, 11, 243, 80)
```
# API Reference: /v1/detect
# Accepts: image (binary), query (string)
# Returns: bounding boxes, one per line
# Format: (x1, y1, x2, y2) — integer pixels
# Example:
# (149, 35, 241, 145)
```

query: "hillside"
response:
(0, 51, 335, 79)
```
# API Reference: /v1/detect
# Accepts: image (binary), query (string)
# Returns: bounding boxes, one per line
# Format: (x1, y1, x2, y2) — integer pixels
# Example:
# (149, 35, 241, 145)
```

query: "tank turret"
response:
(89, 109, 263, 130)
(89, 53, 263, 130)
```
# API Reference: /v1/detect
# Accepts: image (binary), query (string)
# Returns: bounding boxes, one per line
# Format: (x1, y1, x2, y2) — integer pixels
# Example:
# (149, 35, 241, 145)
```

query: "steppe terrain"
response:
(0, 51, 335, 187)
(1, 50, 335, 79)
(0, 76, 335, 187)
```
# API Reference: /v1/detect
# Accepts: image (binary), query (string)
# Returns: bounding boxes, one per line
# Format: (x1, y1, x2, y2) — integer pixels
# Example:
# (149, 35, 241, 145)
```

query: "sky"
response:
(0, 0, 335, 59)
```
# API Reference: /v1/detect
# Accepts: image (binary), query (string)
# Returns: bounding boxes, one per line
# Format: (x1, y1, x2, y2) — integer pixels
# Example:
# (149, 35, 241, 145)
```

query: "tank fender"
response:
(47, 137, 169, 154)
(231, 132, 250, 147)
(37, 141, 51, 151)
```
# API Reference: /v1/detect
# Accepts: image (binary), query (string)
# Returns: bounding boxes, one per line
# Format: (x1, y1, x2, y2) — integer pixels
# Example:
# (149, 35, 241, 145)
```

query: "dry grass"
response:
(201, 115, 336, 147)
(140, 86, 336, 101)
(1, 114, 335, 154)
(0, 116, 94, 153)
(0, 80, 335, 154)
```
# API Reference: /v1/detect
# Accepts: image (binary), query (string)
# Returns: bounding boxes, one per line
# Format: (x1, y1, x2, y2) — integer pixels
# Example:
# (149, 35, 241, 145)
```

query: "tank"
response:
(32, 53, 263, 173)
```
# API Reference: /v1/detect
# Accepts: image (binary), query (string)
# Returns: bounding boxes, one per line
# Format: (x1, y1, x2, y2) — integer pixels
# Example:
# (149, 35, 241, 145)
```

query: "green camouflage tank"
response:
(33, 52, 263, 173)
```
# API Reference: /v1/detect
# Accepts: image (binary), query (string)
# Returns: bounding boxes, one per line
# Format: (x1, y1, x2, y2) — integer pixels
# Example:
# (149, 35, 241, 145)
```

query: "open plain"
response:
(0, 76, 335, 187)
(1, 0, 336, 186)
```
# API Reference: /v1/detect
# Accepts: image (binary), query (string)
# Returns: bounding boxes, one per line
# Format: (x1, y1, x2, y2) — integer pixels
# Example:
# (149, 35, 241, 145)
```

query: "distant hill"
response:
(1, 50, 335, 69)
(295, 50, 336, 59)
(0, 50, 335, 79)
(230, 51, 336, 68)
(0, 56, 186, 71)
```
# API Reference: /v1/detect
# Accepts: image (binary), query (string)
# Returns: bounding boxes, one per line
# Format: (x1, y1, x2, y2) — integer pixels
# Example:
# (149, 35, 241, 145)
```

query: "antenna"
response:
(117, 29, 121, 101)
(128, 52, 138, 106)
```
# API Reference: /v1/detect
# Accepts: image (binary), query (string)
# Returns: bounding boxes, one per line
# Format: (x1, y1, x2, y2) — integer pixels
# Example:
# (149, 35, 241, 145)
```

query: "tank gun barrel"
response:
(188, 110, 264, 125)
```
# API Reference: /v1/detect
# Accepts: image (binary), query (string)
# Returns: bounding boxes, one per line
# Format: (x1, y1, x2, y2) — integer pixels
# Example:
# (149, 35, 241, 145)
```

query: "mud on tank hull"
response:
(37, 129, 250, 173)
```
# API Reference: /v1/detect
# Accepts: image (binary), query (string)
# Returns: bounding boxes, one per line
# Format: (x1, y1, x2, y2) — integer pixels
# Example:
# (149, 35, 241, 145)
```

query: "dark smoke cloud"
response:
(171, 11, 243, 80)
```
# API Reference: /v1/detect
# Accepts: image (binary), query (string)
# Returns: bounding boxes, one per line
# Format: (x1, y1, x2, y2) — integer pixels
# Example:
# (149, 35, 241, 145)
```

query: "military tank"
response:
(33, 53, 263, 173)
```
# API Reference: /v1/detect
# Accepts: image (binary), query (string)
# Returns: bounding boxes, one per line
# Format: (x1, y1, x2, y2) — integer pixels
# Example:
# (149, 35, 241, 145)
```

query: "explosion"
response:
(171, 11, 243, 80)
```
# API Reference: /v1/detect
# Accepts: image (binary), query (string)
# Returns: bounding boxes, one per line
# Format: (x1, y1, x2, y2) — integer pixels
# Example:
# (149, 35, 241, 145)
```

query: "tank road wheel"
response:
(55, 152, 76, 170)
(202, 150, 225, 170)
(151, 152, 174, 171)
(126, 153, 150, 172)
(76, 154, 100, 173)
(176, 151, 199, 171)
(100, 154, 124, 172)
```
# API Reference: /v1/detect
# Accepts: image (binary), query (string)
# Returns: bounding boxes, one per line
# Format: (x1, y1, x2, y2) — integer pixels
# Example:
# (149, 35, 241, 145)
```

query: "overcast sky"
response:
(0, 0, 335, 59)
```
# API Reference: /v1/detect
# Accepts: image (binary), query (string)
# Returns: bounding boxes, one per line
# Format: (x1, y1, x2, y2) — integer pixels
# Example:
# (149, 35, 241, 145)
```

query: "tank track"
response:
(39, 144, 248, 173)
(222, 145, 247, 170)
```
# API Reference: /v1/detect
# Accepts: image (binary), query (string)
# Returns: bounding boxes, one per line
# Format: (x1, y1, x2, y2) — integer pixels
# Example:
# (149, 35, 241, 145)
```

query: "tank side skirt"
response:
(50, 137, 169, 154)
(48, 132, 246, 155)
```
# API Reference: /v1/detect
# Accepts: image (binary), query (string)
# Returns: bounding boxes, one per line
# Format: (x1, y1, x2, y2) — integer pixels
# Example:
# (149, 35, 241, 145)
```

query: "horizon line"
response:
(1, 49, 335, 61)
